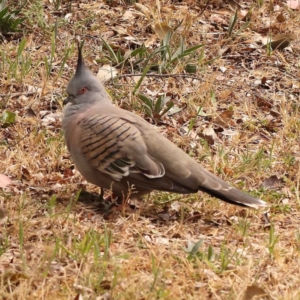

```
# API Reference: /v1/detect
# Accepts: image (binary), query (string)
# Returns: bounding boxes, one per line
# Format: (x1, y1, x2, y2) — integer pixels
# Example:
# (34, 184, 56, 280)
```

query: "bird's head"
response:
(64, 42, 109, 106)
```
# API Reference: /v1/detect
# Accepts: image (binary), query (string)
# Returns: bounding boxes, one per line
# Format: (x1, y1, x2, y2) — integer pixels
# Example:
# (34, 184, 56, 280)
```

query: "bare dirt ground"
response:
(1, 0, 300, 299)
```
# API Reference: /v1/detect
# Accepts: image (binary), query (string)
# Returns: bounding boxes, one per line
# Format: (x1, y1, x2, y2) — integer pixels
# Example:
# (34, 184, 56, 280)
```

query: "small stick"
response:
(0, 91, 37, 98)
(117, 73, 202, 81)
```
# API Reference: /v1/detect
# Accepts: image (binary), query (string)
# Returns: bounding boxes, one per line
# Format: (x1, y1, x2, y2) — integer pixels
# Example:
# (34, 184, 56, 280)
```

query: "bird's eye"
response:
(78, 87, 88, 95)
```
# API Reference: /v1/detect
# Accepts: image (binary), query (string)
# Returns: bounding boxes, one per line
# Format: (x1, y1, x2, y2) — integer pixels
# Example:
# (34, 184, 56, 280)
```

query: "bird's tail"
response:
(197, 171, 267, 209)
(199, 185, 267, 209)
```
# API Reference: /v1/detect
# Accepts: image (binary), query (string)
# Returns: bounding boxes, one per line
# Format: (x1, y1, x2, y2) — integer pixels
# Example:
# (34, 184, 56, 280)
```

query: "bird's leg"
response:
(98, 188, 105, 201)
(115, 195, 125, 206)
(97, 188, 117, 216)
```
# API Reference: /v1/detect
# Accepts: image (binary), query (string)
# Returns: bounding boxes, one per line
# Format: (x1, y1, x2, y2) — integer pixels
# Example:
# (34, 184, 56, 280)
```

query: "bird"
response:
(62, 42, 267, 210)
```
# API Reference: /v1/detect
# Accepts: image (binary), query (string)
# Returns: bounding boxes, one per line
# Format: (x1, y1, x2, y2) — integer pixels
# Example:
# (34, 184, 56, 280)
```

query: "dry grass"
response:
(1, 0, 300, 299)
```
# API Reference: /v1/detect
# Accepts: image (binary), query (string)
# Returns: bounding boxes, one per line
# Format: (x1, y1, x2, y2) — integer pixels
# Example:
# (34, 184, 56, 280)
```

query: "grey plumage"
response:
(62, 43, 267, 209)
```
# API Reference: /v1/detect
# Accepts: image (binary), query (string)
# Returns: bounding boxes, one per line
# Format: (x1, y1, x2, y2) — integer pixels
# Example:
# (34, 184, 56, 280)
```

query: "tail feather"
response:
(199, 185, 267, 209)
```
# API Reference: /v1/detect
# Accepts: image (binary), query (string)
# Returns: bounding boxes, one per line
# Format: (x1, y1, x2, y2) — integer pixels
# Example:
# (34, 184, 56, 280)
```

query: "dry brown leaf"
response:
(198, 127, 218, 145)
(144, 35, 158, 47)
(153, 22, 173, 40)
(209, 14, 227, 25)
(63, 168, 73, 178)
(101, 31, 115, 39)
(261, 175, 284, 190)
(214, 110, 234, 127)
(276, 12, 289, 23)
(239, 9, 249, 19)
(223, 166, 234, 177)
(0, 206, 7, 219)
(122, 10, 135, 21)
(25, 107, 36, 117)
(21, 166, 31, 181)
(157, 212, 170, 221)
(134, 3, 151, 18)
(254, 94, 272, 108)
(243, 284, 267, 300)
(263, 33, 296, 50)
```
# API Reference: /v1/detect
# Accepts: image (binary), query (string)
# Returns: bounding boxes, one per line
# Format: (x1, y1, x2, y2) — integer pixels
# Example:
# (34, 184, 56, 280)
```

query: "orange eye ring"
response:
(78, 87, 88, 95)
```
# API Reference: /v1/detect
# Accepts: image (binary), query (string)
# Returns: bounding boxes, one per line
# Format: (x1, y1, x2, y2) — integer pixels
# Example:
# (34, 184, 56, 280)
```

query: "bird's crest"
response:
(75, 41, 85, 77)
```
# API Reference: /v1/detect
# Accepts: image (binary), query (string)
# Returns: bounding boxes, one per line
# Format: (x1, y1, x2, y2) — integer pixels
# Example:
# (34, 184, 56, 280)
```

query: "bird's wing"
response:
(79, 114, 165, 181)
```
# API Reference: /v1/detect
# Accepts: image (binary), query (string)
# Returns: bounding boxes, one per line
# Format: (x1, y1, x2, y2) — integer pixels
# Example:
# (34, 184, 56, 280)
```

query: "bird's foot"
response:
(97, 189, 118, 216)
(97, 189, 139, 215)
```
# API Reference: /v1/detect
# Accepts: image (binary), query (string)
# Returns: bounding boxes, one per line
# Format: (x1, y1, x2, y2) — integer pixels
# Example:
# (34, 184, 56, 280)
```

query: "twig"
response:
(0, 91, 37, 98)
(116, 73, 202, 81)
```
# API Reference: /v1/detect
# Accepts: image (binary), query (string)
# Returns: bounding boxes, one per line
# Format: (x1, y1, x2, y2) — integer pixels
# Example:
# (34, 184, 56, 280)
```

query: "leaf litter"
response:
(1, 0, 300, 299)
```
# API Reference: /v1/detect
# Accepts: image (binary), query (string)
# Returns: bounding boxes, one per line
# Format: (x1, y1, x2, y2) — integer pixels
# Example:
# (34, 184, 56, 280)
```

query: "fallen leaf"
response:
(276, 12, 289, 23)
(101, 31, 115, 39)
(122, 10, 135, 21)
(261, 175, 284, 190)
(167, 105, 185, 116)
(153, 22, 173, 40)
(198, 127, 218, 145)
(219, 66, 227, 73)
(213, 110, 234, 127)
(254, 94, 272, 108)
(65, 13, 72, 21)
(155, 237, 169, 245)
(170, 201, 181, 212)
(0, 206, 7, 219)
(134, 3, 151, 18)
(97, 65, 118, 82)
(63, 168, 74, 178)
(263, 33, 296, 50)
(210, 14, 227, 25)
(21, 166, 31, 181)
(144, 35, 158, 47)
(25, 108, 36, 117)
(223, 166, 233, 176)
(243, 284, 267, 300)
(157, 212, 170, 221)
(41, 112, 61, 126)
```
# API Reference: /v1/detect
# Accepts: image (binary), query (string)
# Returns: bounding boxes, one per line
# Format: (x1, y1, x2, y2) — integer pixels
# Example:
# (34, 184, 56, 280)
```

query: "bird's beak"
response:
(63, 97, 69, 105)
